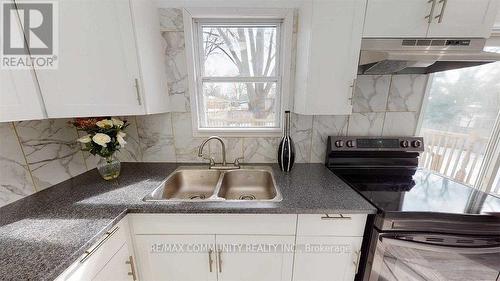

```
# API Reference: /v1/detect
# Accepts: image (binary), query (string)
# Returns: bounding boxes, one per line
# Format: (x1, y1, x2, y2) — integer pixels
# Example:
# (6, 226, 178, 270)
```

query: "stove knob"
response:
(412, 140, 422, 148)
(346, 140, 355, 148)
(334, 140, 344, 148)
(400, 140, 409, 148)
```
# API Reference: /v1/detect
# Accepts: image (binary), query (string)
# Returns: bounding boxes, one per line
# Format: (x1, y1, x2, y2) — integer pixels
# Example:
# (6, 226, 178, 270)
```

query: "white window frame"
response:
(183, 8, 294, 137)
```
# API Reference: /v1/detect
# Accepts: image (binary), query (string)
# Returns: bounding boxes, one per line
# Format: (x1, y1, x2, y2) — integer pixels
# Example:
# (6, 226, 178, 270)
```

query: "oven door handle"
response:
(380, 236, 500, 254)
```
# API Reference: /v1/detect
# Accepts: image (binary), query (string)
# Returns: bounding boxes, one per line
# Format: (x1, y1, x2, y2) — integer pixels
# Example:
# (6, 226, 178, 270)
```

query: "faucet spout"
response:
(198, 136, 226, 166)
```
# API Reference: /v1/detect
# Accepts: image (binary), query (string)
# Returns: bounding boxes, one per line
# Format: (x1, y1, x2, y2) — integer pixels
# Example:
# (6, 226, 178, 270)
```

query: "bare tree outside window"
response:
(195, 22, 281, 129)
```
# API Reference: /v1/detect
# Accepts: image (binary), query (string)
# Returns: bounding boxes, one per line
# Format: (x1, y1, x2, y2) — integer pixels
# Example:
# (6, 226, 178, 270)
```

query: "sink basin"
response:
(217, 170, 278, 200)
(144, 169, 221, 201)
(143, 166, 282, 202)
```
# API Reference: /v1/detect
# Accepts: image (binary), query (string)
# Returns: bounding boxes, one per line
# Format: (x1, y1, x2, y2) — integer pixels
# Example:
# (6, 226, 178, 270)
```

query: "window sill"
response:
(193, 128, 283, 138)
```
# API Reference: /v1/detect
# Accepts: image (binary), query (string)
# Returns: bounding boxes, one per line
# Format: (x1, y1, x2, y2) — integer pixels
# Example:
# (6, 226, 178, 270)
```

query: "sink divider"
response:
(142, 166, 282, 202)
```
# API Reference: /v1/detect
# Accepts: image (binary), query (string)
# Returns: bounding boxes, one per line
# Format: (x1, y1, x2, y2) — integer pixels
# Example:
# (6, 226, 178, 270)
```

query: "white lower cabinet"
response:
(92, 244, 134, 281)
(57, 214, 367, 281)
(130, 214, 366, 281)
(134, 234, 295, 281)
(216, 235, 295, 281)
(55, 219, 137, 281)
(135, 235, 217, 281)
(292, 236, 362, 281)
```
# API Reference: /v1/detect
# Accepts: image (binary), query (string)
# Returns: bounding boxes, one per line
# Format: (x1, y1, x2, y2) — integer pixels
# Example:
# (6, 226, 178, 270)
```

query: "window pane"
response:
(419, 49, 500, 187)
(202, 25, 277, 77)
(493, 169, 500, 195)
(198, 82, 278, 128)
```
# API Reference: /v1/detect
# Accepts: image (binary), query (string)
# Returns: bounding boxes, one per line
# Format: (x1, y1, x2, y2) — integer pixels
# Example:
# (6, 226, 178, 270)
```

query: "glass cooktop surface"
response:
(333, 168, 500, 215)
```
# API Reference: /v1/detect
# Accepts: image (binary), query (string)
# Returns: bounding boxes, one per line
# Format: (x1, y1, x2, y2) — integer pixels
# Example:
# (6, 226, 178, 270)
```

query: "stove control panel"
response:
(328, 136, 424, 152)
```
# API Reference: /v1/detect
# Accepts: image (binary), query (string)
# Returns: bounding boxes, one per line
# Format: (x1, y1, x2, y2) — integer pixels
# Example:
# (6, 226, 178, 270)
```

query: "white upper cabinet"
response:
(11, 0, 169, 120)
(33, 0, 144, 118)
(0, 0, 46, 122)
(363, 0, 433, 37)
(364, 0, 500, 38)
(294, 0, 367, 115)
(0, 68, 46, 122)
(427, 0, 499, 37)
(129, 0, 170, 114)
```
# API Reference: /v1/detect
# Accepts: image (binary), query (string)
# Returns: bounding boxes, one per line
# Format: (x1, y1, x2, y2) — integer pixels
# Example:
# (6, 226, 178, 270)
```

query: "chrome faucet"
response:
(198, 136, 227, 166)
(198, 136, 241, 169)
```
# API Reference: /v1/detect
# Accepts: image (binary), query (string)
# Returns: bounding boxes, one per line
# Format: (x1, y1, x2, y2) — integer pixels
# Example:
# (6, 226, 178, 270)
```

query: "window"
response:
(190, 17, 289, 135)
(493, 168, 500, 194)
(418, 47, 500, 194)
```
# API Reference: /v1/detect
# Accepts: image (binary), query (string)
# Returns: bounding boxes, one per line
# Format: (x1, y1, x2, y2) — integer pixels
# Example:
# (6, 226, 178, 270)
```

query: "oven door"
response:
(365, 230, 500, 281)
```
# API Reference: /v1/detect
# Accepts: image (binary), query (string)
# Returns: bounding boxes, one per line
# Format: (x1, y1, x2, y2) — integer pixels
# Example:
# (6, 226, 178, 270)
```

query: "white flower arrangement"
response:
(71, 117, 129, 159)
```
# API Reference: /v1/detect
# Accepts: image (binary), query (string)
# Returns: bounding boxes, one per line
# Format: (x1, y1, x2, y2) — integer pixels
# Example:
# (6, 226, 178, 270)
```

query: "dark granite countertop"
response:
(0, 162, 375, 281)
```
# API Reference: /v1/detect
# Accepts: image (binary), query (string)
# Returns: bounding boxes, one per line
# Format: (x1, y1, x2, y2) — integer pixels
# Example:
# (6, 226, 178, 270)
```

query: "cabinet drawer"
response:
(297, 214, 366, 236)
(130, 214, 297, 235)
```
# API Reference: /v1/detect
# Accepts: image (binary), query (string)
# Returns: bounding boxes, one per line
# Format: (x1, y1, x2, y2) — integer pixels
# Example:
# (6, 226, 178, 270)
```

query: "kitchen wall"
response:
(0, 8, 428, 207)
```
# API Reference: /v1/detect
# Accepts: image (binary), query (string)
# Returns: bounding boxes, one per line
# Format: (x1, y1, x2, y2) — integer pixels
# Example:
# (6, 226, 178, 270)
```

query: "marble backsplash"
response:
(0, 8, 428, 207)
(0, 73, 427, 207)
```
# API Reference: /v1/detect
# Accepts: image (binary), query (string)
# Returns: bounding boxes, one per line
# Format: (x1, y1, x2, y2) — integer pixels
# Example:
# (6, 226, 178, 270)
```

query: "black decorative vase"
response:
(278, 111, 295, 172)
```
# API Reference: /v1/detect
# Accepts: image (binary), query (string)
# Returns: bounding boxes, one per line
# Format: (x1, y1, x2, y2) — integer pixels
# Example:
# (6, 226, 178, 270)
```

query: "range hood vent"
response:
(358, 38, 500, 75)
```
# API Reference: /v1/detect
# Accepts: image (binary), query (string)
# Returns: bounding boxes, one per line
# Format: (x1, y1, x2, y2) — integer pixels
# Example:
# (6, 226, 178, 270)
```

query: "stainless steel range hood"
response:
(358, 38, 500, 75)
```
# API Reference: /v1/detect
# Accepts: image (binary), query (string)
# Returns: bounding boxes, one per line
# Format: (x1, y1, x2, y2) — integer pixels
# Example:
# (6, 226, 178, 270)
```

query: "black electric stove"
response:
(326, 136, 500, 281)
(336, 167, 500, 216)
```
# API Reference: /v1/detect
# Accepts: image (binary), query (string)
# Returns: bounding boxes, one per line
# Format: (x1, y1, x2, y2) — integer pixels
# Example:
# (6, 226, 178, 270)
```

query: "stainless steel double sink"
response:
(143, 166, 282, 202)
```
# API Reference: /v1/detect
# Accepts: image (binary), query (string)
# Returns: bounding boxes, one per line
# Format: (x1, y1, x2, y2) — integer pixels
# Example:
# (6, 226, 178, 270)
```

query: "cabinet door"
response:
(427, 0, 499, 38)
(293, 236, 362, 281)
(92, 244, 134, 281)
(216, 235, 294, 281)
(56, 225, 129, 281)
(0, 68, 45, 122)
(129, 0, 170, 114)
(32, 0, 144, 118)
(134, 235, 217, 281)
(0, 0, 45, 122)
(364, 0, 433, 37)
(294, 0, 366, 115)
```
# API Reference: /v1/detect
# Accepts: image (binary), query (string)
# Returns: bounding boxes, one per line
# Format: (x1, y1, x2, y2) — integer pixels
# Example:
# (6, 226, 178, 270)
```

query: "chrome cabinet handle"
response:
(349, 78, 357, 106)
(349, 79, 356, 88)
(353, 250, 361, 274)
(126, 255, 137, 281)
(434, 0, 448, 23)
(208, 249, 214, 272)
(80, 226, 120, 263)
(134, 78, 142, 105)
(321, 214, 352, 220)
(217, 249, 223, 273)
(425, 0, 437, 23)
